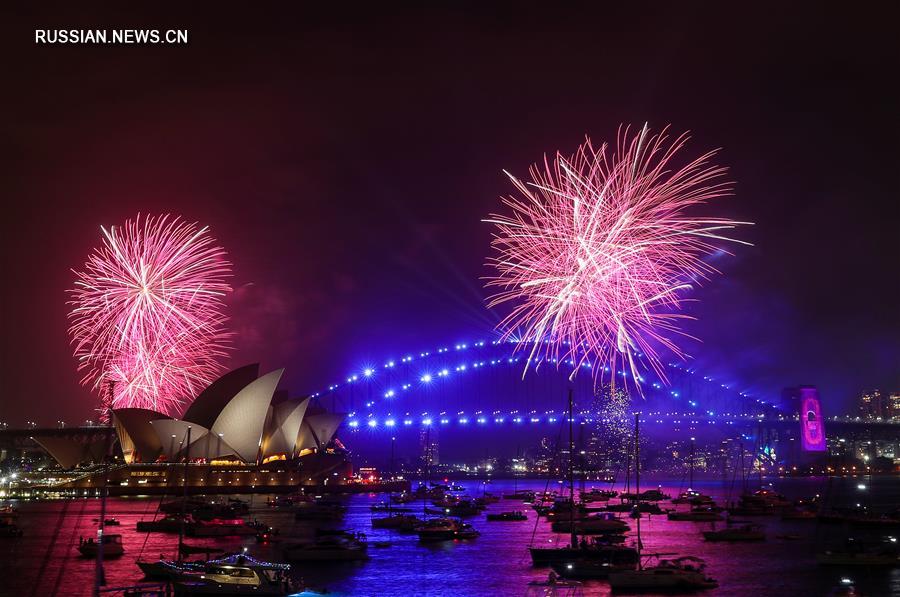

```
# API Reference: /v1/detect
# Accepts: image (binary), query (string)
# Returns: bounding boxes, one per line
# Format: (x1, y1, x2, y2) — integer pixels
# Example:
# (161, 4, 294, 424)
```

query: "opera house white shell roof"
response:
(95, 364, 344, 466)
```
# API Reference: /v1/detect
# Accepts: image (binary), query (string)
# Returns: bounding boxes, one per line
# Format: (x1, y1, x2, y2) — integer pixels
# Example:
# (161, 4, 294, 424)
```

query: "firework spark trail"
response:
(484, 124, 751, 393)
(68, 214, 232, 415)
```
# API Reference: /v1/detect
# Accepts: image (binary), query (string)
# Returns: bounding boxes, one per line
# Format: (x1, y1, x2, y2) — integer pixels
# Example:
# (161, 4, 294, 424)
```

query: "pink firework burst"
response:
(68, 214, 232, 415)
(484, 124, 751, 391)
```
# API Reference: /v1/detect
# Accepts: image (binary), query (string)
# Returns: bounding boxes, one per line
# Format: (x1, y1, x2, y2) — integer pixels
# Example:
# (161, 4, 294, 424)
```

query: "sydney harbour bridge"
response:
(301, 337, 893, 471)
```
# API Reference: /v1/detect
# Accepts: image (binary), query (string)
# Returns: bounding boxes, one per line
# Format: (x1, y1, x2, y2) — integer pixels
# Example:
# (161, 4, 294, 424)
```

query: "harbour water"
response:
(2, 476, 898, 596)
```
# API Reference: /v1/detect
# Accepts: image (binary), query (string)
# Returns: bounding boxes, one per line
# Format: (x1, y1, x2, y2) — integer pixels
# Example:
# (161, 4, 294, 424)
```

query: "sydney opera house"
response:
(17, 365, 353, 495)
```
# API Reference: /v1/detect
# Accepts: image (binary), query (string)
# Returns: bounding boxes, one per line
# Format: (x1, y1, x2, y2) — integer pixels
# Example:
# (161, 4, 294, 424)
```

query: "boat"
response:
(817, 549, 900, 566)
(551, 512, 630, 534)
(672, 490, 714, 506)
(504, 490, 536, 501)
(256, 526, 280, 543)
(580, 488, 617, 502)
(160, 498, 248, 521)
(780, 507, 816, 520)
(726, 493, 775, 516)
(609, 556, 718, 592)
(530, 538, 639, 566)
(525, 572, 584, 596)
(751, 489, 791, 508)
(138, 551, 288, 581)
(620, 488, 670, 502)
(529, 391, 637, 569)
(283, 533, 369, 561)
(293, 501, 346, 520)
(545, 500, 588, 521)
(0, 505, 19, 518)
(137, 513, 195, 533)
(446, 500, 483, 517)
(415, 518, 480, 541)
(702, 523, 765, 542)
(818, 507, 900, 528)
(173, 563, 295, 595)
(667, 507, 724, 522)
(605, 501, 667, 515)
(371, 502, 414, 513)
(371, 513, 422, 530)
(188, 518, 258, 537)
(95, 517, 120, 526)
(486, 511, 528, 521)
(78, 533, 125, 558)
(551, 559, 632, 580)
(266, 496, 296, 509)
(816, 538, 900, 566)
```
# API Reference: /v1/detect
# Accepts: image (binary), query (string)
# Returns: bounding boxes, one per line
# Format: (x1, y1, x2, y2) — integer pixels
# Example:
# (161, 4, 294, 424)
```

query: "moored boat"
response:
(371, 513, 422, 530)
(173, 563, 295, 595)
(551, 558, 633, 580)
(529, 539, 639, 567)
(486, 511, 528, 521)
(283, 533, 368, 561)
(551, 512, 630, 534)
(188, 517, 258, 537)
(608, 556, 718, 592)
(667, 507, 724, 522)
(702, 523, 765, 542)
(415, 517, 480, 541)
(78, 533, 125, 558)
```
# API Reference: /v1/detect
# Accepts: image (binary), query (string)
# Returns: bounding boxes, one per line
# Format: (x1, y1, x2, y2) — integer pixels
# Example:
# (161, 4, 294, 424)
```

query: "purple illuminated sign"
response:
(800, 387, 826, 452)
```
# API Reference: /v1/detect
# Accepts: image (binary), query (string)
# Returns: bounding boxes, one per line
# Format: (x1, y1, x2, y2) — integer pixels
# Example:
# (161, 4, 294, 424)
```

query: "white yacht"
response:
(609, 556, 718, 592)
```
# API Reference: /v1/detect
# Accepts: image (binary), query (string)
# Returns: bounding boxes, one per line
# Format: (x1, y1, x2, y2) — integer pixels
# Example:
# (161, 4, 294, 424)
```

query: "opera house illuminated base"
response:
(54, 450, 357, 496)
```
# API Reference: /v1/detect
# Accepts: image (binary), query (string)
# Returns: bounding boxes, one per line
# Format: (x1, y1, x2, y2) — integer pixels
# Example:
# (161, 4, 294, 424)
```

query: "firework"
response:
(484, 124, 750, 391)
(68, 214, 232, 415)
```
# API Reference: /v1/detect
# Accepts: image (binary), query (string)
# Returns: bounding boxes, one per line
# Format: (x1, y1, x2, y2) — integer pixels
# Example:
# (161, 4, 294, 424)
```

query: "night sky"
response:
(2, 5, 897, 425)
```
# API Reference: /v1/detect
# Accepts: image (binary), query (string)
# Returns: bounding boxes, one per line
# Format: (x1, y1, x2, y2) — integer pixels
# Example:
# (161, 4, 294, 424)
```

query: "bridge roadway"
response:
(1, 414, 895, 452)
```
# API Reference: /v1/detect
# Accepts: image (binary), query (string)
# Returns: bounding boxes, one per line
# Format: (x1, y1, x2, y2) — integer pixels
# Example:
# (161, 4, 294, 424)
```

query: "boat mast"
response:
(568, 388, 576, 549)
(94, 426, 113, 596)
(634, 411, 642, 567)
(634, 412, 640, 497)
(423, 424, 430, 517)
(178, 425, 191, 563)
(689, 436, 695, 491)
(624, 444, 631, 496)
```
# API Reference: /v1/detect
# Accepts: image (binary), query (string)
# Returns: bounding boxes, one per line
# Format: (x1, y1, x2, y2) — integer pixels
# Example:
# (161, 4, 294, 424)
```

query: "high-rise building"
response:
(419, 426, 439, 467)
(887, 392, 900, 421)
(858, 390, 884, 419)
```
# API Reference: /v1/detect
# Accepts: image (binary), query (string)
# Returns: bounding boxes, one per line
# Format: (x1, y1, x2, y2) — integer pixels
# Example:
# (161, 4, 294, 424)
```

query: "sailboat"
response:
(608, 414, 719, 592)
(528, 390, 638, 568)
(672, 438, 714, 506)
